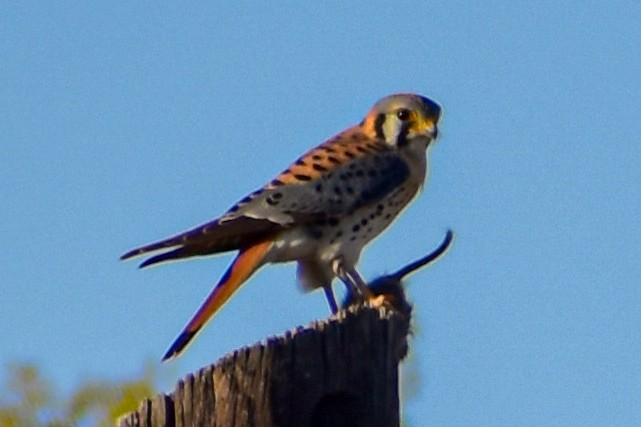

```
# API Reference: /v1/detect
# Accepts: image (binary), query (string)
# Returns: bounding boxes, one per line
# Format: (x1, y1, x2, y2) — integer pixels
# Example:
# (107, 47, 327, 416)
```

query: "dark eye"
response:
(396, 109, 411, 121)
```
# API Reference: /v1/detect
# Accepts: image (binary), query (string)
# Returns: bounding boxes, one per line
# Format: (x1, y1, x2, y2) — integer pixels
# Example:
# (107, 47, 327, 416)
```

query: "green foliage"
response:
(0, 362, 157, 427)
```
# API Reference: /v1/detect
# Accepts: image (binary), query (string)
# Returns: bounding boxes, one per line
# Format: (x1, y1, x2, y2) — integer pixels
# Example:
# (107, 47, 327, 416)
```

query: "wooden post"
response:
(118, 304, 410, 427)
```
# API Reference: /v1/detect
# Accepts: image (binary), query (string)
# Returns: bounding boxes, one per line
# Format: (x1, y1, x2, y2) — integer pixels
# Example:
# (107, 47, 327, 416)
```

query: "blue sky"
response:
(2, 2, 640, 425)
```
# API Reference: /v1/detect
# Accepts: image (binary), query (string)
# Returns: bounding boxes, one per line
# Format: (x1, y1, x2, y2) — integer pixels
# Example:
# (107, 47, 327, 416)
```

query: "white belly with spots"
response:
(270, 140, 429, 290)
(269, 181, 420, 290)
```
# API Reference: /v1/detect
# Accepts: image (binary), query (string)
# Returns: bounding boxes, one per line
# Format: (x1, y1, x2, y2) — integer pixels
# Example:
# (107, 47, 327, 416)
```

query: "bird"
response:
(121, 92, 442, 361)
(342, 229, 454, 318)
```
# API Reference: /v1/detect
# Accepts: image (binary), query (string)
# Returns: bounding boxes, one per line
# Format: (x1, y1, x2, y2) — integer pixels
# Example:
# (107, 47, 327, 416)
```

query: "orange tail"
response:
(162, 240, 273, 361)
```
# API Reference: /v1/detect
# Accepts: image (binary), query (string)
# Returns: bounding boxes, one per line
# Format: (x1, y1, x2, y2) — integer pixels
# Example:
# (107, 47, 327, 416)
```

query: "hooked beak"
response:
(422, 119, 438, 139)
(419, 96, 441, 140)
(430, 124, 439, 139)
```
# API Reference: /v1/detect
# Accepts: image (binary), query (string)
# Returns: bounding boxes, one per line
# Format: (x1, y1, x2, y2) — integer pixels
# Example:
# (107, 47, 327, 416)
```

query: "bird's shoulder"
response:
(219, 126, 410, 225)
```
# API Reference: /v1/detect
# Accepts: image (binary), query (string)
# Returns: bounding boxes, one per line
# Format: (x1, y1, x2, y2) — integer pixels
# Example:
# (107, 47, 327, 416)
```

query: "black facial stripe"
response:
(374, 113, 386, 140)
(397, 123, 410, 147)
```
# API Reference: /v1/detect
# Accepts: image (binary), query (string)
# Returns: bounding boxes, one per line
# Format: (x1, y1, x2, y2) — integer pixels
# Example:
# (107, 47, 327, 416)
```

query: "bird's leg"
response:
(344, 268, 375, 300)
(332, 258, 359, 293)
(333, 259, 363, 307)
(332, 259, 374, 301)
(323, 284, 338, 314)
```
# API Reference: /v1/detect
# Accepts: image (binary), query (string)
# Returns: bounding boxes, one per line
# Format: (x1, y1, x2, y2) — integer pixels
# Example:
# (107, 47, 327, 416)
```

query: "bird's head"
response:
(361, 93, 441, 148)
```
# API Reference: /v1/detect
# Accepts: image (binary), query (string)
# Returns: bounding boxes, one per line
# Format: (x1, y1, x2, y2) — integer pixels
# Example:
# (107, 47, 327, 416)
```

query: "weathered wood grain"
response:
(118, 304, 409, 427)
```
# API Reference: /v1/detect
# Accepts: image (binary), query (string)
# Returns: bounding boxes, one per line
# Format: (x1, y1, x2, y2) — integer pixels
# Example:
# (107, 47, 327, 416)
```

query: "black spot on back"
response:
(322, 146, 336, 153)
(311, 229, 323, 239)
(368, 143, 385, 152)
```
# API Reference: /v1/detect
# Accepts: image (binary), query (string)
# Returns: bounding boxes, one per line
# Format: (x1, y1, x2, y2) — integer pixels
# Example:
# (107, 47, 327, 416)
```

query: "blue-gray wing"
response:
(121, 153, 410, 267)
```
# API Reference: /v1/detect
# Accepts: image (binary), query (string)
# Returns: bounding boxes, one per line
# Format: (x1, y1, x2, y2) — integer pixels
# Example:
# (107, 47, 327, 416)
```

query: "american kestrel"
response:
(121, 93, 441, 360)
(342, 229, 453, 318)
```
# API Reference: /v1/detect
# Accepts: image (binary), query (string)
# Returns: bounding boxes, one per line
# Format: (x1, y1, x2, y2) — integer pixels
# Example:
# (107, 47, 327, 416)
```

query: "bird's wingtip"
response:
(161, 330, 198, 362)
(120, 248, 142, 261)
(138, 257, 157, 269)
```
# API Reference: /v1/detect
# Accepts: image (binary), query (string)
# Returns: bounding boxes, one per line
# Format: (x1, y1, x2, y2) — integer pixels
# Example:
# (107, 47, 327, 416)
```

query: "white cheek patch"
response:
(382, 116, 402, 146)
